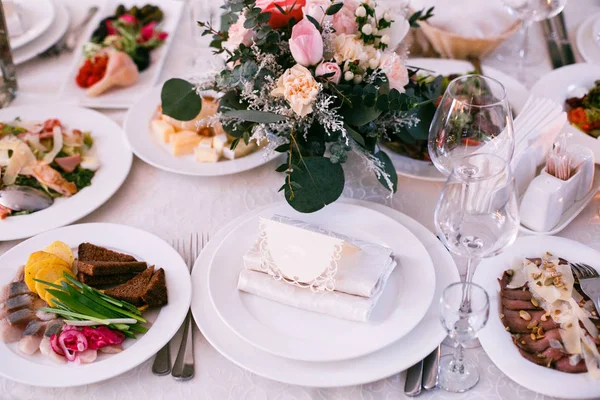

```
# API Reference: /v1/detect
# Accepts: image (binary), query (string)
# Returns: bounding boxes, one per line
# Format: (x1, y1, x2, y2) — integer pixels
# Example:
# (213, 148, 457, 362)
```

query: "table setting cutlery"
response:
(404, 345, 441, 396)
(40, 6, 99, 57)
(570, 262, 600, 311)
(541, 11, 576, 69)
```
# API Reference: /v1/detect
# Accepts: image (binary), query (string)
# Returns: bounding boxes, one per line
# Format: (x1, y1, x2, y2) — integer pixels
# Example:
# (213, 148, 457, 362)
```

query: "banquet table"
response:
(1, 1, 599, 399)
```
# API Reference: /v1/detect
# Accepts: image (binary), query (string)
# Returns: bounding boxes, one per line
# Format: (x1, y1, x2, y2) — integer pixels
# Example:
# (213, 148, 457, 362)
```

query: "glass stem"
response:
(452, 342, 466, 373)
(517, 19, 531, 83)
(460, 256, 480, 314)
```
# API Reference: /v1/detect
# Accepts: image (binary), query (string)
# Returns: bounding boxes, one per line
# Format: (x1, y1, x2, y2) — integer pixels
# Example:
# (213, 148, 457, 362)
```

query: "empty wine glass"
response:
(435, 153, 520, 284)
(428, 75, 515, 177)
(500, 0, 567, 84)
(439, 282, 489, 392)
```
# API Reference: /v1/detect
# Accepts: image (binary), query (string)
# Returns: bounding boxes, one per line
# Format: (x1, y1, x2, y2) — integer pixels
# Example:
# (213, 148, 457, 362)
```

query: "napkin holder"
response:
(520, 145, 594, 232)
(255, 216, 360, 292)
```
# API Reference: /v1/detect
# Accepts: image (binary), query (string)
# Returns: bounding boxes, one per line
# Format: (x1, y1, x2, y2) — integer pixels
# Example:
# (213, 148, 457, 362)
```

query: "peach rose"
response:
(315, 62, 342, 84)
(332, 0, 359, 34)
(271, 64, 320, 117)
(380, 52, 409, 93)
(224, 15, 254, 52)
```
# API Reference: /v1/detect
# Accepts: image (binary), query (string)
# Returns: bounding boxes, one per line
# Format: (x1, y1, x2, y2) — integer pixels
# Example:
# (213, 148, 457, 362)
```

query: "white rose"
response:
(302, 0, 331, 23)
(333, 33, 368, 65)
(271, 64, 320, 117)
(223, 15, 254, 53)
(380, 52, 409, 93)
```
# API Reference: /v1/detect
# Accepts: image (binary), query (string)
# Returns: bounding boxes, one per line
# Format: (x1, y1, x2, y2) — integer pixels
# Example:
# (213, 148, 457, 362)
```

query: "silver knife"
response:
(541, 19, 564, 69)
(422, 346, 441, 390)
(404, 360, 424, 397)
(555, 12, 576, 65)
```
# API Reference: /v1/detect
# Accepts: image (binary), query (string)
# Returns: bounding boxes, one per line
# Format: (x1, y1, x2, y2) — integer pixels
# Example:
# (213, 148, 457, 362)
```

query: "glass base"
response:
(438, 355, 480, 393)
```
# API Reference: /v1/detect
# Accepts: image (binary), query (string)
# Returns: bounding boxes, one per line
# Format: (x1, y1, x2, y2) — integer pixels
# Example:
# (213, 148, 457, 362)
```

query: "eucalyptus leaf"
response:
(326, 2, 344, 15)
(160, 78, 202, 121)
(285, 157, 345, 213)
(345, 124, 366, 147)
(374, 150, 398, 192)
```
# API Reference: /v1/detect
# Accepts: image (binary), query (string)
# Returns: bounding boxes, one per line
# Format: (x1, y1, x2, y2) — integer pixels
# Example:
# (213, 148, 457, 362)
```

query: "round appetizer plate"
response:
(9, 0, 55, 50)
(577, 12, 600, 65)
(387, 58, 529, 182)
(207, 202, 435, 362)
(530, 63, 600, 162)
(13, 0, 69, 65)
(0, 223, 191, 387)
(475, 236, 600, 400)
(191, 199, 460, 387)
(124, 85, 282, 177)
(0, 104, 132, 241)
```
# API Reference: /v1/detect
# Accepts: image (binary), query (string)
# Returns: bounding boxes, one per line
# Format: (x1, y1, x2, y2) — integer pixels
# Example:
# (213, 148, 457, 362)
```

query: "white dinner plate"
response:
(388, 58, 529, 182)
(59, 0, 183, 109)
(0, 104, 132, 241)
(207, 202, 435, 362)
(124, 85, 282, 176)
(530, 63, 600, 163)
(0, 223, 192, 387)
(577, 12, 600, 65)
(475, 236, 600, 399)
(13, 1, 69, 65)
(191, 199, 460, 387)
(9, 0, 55, 50)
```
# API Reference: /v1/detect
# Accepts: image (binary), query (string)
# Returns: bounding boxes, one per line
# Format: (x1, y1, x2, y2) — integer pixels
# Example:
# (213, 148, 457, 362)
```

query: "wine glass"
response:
(500, 0, 567, 84)
(435, 153, 520, 284)
(187, 0, 220, 68)
(428, 75, 515, 177)
(439, 282, 489, 392)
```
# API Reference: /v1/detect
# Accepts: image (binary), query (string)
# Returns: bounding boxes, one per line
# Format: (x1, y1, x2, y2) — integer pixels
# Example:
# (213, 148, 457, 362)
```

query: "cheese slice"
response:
(213, 133, 228, 156)
(170, 131, 202, 156)
(195, 146, 220, 163)
(223, 140, 257, 160)
(151, 119, 175, 143)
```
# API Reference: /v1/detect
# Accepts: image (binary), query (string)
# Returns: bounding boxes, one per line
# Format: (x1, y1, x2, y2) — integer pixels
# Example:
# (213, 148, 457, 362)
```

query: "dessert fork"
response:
(570, 262, 600, 312)
(171, 233, 207, 381)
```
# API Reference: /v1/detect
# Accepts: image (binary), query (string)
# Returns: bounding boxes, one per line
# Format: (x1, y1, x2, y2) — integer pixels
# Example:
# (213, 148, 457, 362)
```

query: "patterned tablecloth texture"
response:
(1, 1, 599, 399)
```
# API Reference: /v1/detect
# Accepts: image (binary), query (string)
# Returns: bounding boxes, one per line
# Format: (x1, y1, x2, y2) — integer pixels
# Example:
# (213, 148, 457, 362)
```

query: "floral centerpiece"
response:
(161, 0, 439, 213)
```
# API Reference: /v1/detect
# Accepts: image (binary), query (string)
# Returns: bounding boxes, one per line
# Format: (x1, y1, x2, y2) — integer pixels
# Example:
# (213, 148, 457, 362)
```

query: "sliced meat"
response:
(514, 328, 562, 353)
(0, 284, 9, 303)
(0, 204, 12, 220)
(77, 349, 97, 364)
(502, 297, 540, 311)
(13, 266, 25, 282)
(43, 319, 64, 337)
(39, 336, 66, 364)
(501, 288, 533, 301)
(31, 161, 77, 197)
(554, 357, 588, 373)
(54, 155, 81, 173)
(18, 335, 43, 355)
(501, 309, 559, 333)
(518, 348, 549, 367)
(23, 320, 46, 336)
(99, 344, 123, 354)
(8, 282, 31, 299)
(7, 308, 35, 327)
(5, 294, 34, 312)
(0, 305, 7, 320)
(36, 309, 56, 321)
(0, 317, 22, 343)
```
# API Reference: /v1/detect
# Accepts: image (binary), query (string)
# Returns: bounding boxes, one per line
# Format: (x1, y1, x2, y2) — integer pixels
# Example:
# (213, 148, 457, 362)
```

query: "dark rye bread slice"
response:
(77, 272, 137, 286)
(103, 267, 155, 306)
(78, 243, 137, 263)
(77, 261, 148, 276)
(141, 268, 168, 307)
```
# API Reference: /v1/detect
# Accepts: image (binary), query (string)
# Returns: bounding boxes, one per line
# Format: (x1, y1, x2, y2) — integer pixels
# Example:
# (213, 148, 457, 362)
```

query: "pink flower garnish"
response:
(141, 22, 157, 41)
(106, 20, 116, 35)
(119, 14, 137, 25)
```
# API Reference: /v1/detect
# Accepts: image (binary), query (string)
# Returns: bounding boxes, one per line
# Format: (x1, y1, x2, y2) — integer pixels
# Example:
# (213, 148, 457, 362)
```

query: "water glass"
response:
(428, 75, 515, 177)
(439, 282, 489, 392)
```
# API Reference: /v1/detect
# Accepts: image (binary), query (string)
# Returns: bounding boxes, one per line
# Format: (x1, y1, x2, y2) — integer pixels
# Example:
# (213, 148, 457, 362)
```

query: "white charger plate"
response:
(13, 0, 68, 65)
(59, 0, 183, 109)
(475, 236, 600, 399)
(577, 12, 600, 65)
(207, 202, 435, 362)
(191, 199, 460, 387)
(124, 85, 282, 176)
(0, 104, 132, 241)
(9, 0, 55, 50)
(387, 58, 529, 182)
(530, 63, 600, 162)
(0, 223, 192, 387)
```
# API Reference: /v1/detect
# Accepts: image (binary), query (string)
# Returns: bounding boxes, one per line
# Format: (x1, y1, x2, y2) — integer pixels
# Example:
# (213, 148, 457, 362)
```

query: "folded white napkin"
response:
(237, 217, 397, 322)
(410, 0, 517, 38)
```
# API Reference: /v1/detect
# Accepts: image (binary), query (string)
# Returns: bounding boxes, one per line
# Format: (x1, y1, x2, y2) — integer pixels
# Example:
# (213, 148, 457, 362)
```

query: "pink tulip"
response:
(118, 14, 137, 25)
(141, 22, 157, 41)
(315, 62, 341, 84)
(289, 19, 323, 67)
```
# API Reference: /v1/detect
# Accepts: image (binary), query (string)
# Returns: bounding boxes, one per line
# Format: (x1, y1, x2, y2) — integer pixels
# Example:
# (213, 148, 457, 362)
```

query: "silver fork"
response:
(570, 262, 600, 312)
(171, 233, 207, 381)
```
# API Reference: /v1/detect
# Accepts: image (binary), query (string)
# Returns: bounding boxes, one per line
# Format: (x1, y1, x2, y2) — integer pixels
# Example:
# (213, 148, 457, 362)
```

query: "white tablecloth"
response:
(1, 1, 599, 399)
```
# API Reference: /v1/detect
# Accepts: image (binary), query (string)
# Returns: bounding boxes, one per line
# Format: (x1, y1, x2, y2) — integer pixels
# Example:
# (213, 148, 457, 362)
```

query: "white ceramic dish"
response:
(13, 1, 69, 65)
(59, 0, 183, 109)
(0, 105, 132, 241)
(0, 223, 192, 387)
(530, 63, 600, 162)
(475, 236, 600, 400)
(124, 85, 282, 176)
(519, 166, 600, 235)
(208, 202, 435, 362)
(386, 58, 529, 182)
(9, 0, 55, 50)
(577, 13, 600, 65)
(191, 199, 460, 387)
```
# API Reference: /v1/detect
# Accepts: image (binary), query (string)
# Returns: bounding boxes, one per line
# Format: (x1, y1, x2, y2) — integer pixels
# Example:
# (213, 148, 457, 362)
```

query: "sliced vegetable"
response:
(43, 241, 75, 266)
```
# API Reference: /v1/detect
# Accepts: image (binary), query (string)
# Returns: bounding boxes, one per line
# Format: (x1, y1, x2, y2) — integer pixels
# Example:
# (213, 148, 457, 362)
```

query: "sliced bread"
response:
(76, 261, 147, 276)
(77, 272, 138, 287)
(103, 267, 155, 306)
(141, 268, 168, 307)
(78, 243, 137, 263)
